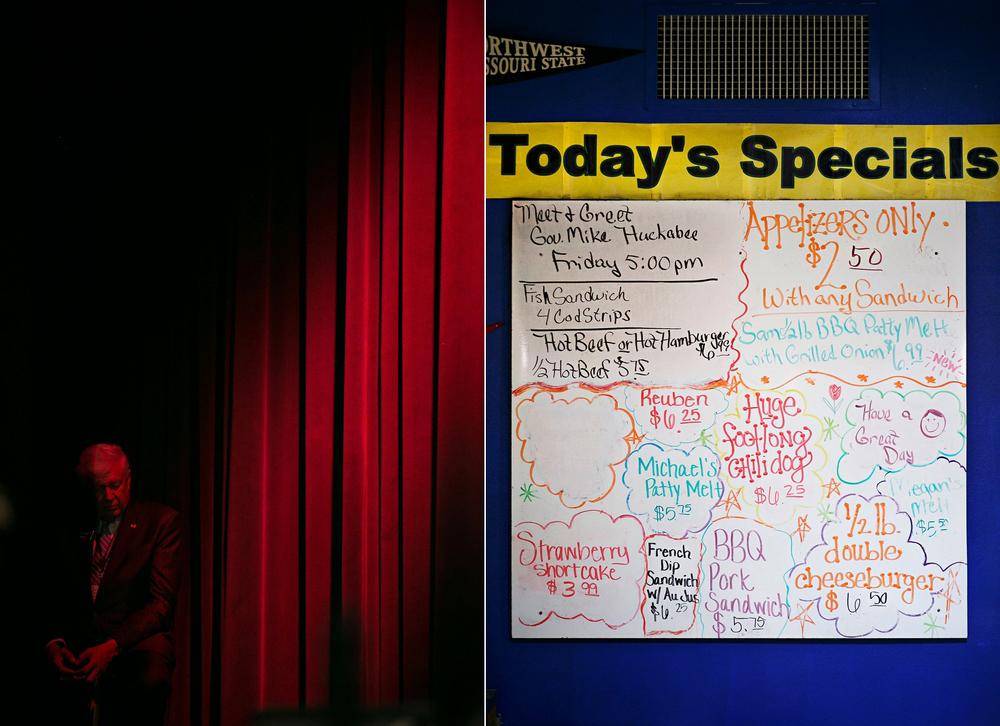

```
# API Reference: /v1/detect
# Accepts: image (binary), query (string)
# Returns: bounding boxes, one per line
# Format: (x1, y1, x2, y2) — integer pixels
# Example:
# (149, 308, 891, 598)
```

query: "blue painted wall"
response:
(486, 2, 1000, 724)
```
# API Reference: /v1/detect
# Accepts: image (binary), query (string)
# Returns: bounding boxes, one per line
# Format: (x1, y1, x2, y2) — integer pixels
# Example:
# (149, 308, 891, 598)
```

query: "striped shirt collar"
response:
(97, 514, 123, 536)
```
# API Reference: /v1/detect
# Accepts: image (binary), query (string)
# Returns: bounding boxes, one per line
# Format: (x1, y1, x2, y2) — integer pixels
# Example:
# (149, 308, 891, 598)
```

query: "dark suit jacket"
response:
(47, 498, 181, 664)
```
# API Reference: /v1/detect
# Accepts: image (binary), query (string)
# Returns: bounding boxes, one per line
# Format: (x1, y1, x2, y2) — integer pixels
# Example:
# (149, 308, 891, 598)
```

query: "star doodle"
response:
(792, 515, 812, 543)
(947, 567, 963, 595)
(942, 568, 963, 624)
(894, 380, 904, 389)
(696, 428, 718, 448)
(725, 376, 741, 396)
(857, 374, 869, 382)
(789, 601, 816, 638)
(940, 584, 957, 612)
(823, 478, 841, 499)
(926, 376, 936, 384)
(923, 614, 945, 637)
(722, 487, 743, 515)
(805, 377, 815, 385)
(761, 376, 770, 384)
(821, 417, 840, 442)
(518, 483, 538, 503)
(816, 502, 835, 524)
(624, 428, 645, 447)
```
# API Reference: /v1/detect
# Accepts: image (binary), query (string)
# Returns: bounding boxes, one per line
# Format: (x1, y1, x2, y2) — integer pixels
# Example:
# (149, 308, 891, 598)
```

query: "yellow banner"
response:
(486, 123, 1000, 200)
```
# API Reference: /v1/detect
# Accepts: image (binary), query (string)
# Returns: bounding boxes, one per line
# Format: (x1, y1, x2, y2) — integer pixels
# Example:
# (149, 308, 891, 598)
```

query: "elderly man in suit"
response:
(44, 444, 181, 725)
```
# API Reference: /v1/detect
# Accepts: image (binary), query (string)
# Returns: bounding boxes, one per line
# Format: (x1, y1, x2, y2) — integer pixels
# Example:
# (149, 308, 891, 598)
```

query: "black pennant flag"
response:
(486, 31, 642, 86)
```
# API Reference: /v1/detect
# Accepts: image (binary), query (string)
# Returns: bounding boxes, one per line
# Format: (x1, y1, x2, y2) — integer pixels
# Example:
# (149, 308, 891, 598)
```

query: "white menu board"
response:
(511, 200, 967, 639)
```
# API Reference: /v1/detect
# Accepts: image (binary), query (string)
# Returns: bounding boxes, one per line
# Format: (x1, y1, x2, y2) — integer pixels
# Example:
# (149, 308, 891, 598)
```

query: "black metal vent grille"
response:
(658, 15, 869, 100)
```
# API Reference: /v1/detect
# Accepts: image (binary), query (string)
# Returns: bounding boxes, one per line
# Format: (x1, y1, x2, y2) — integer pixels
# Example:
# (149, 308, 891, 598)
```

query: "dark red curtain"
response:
(24, 2, 482, 725)
(175, 3, 484, 724)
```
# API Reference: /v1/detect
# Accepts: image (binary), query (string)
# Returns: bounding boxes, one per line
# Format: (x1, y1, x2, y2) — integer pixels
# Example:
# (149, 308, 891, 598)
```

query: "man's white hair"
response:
(77, 443, 130, 483)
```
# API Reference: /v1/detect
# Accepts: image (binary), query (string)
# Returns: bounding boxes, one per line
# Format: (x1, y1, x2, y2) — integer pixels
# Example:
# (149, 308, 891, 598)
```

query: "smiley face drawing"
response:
(920, 409, 946, 438)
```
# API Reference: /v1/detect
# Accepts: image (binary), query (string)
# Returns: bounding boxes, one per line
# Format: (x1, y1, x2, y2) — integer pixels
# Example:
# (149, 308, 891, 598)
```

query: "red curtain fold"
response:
(433, 0, 486, 713)
(169, 2, 484, 724)
(303, 96, 340, 712)
(342, 5, 389, 704)
(398, 0, 444, 704)
(376, 9, 406, 703)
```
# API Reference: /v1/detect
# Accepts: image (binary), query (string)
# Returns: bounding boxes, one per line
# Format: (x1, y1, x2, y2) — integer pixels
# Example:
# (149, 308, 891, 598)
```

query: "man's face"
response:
(93, 472, 131, 521)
